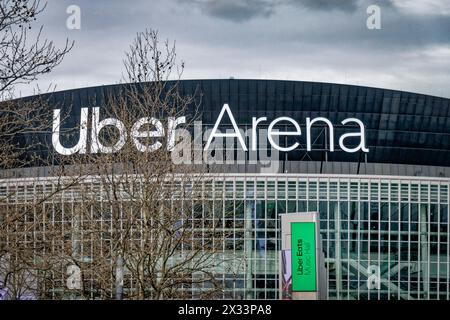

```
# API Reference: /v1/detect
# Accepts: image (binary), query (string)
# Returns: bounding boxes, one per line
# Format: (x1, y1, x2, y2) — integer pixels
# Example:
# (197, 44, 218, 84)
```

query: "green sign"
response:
(291, 222, 317, 292)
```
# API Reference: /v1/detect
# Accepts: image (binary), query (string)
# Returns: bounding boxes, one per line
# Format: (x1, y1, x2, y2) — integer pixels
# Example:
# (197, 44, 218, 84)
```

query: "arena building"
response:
(1, 79, 449, 300)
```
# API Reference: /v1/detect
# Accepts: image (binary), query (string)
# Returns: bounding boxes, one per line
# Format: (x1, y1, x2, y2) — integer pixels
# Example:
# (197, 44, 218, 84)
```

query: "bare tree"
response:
(0, 0, 73, 169)
(0, 174, 88, 299)
(62, 29, 234, 299)
(0, 0, 73, 95)
(0, 99, 89, 299)
(0, 0, 75, 299)
(11, 29, 237, 300)
(0, 27, 240, 300)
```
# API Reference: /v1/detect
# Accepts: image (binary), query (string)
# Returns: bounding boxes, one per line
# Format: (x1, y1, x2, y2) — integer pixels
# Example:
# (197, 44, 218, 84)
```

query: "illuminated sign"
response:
(291, 222, 317, 292)
(52, 104, 369, 155)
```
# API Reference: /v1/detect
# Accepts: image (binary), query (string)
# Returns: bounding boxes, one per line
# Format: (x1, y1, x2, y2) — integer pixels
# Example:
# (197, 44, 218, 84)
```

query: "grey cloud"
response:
(179, 0, 397, 22)
(178, 0, 359, 23)
(181, 0, 277, 22)
(12, 0, 450, 99)
(297, 0, 395, 12)
(296, 0, 360, 12)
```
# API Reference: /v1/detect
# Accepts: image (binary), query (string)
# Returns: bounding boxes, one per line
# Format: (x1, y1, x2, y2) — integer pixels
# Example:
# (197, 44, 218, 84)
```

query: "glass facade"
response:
(1, 174, 449, 300)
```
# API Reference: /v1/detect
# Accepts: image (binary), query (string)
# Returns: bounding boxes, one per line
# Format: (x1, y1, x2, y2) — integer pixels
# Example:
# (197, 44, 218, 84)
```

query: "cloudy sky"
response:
(15, 0, 450, 98)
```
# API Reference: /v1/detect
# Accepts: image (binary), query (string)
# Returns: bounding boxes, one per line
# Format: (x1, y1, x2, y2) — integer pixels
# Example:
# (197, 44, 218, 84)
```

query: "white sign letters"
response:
(52, 104, 369, 156)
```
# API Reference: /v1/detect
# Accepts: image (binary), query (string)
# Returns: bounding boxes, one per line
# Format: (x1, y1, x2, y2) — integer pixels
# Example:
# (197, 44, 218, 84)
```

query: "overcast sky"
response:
(15, 0, 450, 98)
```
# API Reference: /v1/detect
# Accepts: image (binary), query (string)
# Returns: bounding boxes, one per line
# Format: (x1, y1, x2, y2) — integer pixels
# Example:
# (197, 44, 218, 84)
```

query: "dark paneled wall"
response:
(16, 79, 450, 169)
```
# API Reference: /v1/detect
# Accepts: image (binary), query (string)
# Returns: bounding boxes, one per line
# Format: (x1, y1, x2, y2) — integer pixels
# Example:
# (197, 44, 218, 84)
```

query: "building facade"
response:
(1, 79, 449, 299)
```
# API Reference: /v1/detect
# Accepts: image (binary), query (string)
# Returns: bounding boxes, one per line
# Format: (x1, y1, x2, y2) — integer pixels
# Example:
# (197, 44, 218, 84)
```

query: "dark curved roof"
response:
(16, 79, 450, 170)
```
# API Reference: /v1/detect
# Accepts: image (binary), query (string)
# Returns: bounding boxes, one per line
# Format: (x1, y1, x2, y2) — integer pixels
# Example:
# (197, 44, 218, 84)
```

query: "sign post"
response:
(280, 212, 326, 300)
